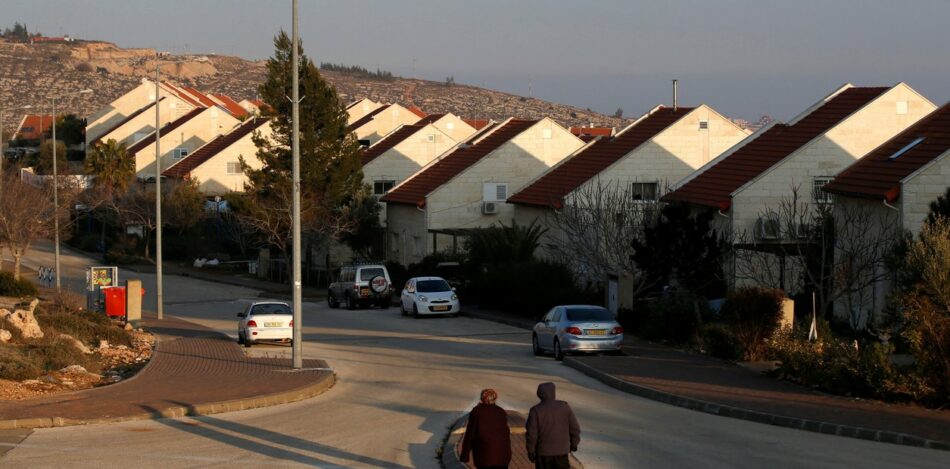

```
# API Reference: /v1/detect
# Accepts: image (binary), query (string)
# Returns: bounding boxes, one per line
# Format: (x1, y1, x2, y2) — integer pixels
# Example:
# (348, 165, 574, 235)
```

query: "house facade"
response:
(86, 80, 208, 146)
(381, 118, 583, 265)
(823, 102, 950, 327)
(127, 105, 240, 178)
(347, 103, 422, 146)
(162, 118, 271, 195)
(346, 98, 384, 126)
(665, 83, 936, 291)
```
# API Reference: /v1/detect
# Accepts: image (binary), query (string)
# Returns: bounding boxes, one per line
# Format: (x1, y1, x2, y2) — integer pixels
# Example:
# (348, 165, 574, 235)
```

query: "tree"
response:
(33, 140, 68, 175)
(466, 220, 546, 267)
(926, 187, 950, 226)
(241, 31, 364, 268)
(51, 114, 86, 147)
(0, 172, 53, 279)
(613, 107, 624, 119)
(163, 179, 205, 233)
(85, 139, 135, 195)
(542, 179, 660, 295)
(338, 186, 384, 260)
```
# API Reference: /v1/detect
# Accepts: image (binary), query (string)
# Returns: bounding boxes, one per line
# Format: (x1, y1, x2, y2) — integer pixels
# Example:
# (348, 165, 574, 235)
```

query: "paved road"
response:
(2, 243, 947, 468)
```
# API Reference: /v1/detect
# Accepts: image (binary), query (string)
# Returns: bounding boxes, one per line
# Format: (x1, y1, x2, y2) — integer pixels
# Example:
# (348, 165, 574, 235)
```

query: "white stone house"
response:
(347, 103, 423, 146)
(86, 80, 209, 147)
(346, 98, 384, 126)
(380, 118, 584, 265)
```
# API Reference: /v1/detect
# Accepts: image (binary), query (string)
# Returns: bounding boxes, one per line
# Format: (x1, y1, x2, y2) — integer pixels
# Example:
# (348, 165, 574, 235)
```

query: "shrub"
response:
(640, 293, 703, 345)
(0, 345, 42, 380)
(722, 287, 785, 360)
(700, 324, 742, 360)
(0, 271, 39, 297)
(468, 260, 596, 318)
(35, 309, 132, 347)
(26, 335, 100, 374)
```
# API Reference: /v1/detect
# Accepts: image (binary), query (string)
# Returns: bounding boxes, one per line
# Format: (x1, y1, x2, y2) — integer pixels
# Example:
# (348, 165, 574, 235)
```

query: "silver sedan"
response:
(532, 305, 624, 360)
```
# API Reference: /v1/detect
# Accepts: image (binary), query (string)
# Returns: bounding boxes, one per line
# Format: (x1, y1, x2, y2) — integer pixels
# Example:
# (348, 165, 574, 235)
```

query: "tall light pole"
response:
(51, 89, 92, 292)
(0, 104, 33, 203)
(291, 0, 303, 369)
(154, 64, 164, 320)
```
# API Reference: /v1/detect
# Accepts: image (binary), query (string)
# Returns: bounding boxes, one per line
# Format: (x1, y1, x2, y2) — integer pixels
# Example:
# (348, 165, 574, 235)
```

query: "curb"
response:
(563, 357, 950, 452)
(120, 264, 326, 300)
(0, 370, 336, 430)
(440, 413, 584, 469)
(460, 310, 534, 330)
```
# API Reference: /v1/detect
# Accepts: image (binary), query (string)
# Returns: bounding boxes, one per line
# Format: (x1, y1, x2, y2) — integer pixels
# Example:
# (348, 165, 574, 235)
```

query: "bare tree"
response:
(0, 172, 53, 279)
(541, 179, 661, 295)
(732, 186, 901, 328)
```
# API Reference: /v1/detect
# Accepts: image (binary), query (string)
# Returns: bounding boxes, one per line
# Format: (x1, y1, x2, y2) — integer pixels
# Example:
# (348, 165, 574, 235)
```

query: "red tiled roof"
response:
(161, 83, 203, 108)
(463, 118, 491, 130)
(90, 99, 163, 146)
(509, 107, 693, 207)
(408, 105, 427, 118)
(664, 86, 890, 209)
(416, 114, 447, 125)
(183, 87, 217, 107)
(570, 127, 614, 137)
(163, 118, 269, 179)
(361, 124, 424, 165)
(14, 115, 54, 140)
(126, 107, 205, 155)
(211, 94, 249, 118)
(380, 120, 530, 207)
(824, 103, 950, 201)
(347, 104, 390, 133)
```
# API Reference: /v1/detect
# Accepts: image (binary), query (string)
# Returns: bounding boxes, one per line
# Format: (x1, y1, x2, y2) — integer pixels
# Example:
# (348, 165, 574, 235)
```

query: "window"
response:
(359, 268, 385, 281)
(812, 177, 834, 204)
(172, 148, 189, 159)
(565, 307, 613, 321)
(631, 182, 658, 202)
(483, 183, 508, 202)
(227, 162, 241, 174)
(251, 304, 291, 315)
(416, 279, 451, 292)
(889, 137, 925, 160)
(896, 101, 908, 115)
(426, 134, 436, 143)
(699, 120, 709, 130)
(374, 180, 395, 196)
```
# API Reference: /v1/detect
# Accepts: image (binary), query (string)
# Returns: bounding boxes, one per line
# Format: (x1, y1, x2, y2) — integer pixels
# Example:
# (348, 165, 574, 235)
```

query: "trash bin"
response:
(102, 286, 127, 318)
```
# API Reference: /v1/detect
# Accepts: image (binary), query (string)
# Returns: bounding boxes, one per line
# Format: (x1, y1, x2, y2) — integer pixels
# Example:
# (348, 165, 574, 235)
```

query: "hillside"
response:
(0, 40, 627, 133)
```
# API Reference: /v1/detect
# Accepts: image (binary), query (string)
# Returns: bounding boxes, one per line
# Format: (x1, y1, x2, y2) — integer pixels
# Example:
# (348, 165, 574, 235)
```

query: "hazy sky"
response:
(6, 0, 950, 120)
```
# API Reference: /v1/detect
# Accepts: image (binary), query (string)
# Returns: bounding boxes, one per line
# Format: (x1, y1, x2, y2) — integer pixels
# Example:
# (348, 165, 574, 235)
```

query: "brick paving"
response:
(0, 313, 332, 425)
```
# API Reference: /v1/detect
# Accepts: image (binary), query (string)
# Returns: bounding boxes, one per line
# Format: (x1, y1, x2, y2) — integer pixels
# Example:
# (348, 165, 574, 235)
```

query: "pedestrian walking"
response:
(525, 382, 580, 469)
(460, 388, 512, 469)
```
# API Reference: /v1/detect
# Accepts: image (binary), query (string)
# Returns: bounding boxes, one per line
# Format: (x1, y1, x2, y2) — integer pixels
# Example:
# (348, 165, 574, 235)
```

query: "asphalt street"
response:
(1, 242, 947, 468)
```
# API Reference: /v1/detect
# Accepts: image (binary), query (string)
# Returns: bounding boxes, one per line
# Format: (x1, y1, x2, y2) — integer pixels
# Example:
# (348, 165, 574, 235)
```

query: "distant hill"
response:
(0, 39, 630, 133)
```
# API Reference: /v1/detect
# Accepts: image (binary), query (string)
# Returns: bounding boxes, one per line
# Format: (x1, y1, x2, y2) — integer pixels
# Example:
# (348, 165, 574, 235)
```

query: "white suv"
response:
(328, 264, 393, 310)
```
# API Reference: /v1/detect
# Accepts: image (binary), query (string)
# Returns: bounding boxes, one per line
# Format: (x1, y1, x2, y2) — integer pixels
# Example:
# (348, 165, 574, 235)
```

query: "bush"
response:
(0, 271, 39, 297)
(721, 287, 785, 360)
(35, 308, 132, 347)
(640, 293, 704, 345)
(768, 329, 930, 403)
(0, 346, 42, 380)
(700, 324, 742, 360)
(467, 260, 596, 318)
(26, 335, 100, 374)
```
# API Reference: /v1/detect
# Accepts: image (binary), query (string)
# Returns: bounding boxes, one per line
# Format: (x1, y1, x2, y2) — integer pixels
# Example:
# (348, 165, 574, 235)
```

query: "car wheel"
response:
(345, 294, 356, 310)
(237, 331, 244, 345)
(553, 339, 564, 361)
(327, 292, 339, 308)
(401, 302, 408, 316)
(413, 303, 420, 319)
(532, 335, 542, 356)
(244, 336, 253, 348)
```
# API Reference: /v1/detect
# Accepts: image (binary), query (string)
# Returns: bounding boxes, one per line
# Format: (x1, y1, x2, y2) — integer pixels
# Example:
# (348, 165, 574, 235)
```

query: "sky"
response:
(6, 0, 950, 120)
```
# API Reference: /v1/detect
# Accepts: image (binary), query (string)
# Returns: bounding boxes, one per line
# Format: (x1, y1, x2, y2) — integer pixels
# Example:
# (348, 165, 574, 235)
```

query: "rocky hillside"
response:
(0, 39, 627, 133)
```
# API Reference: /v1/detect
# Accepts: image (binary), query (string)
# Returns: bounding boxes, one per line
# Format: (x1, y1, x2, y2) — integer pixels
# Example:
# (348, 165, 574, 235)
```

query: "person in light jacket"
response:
(525, 382, 580, 469)
(460, 388, 512, 469)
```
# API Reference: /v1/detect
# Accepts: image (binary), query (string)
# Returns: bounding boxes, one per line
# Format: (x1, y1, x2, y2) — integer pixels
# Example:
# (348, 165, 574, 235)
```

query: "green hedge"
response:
(0, 271, 39, 297)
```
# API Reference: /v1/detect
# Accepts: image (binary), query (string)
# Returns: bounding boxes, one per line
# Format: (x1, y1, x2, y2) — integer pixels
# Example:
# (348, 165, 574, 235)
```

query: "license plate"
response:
(586, 329, 607, 335)
(360, 288, 370, 296)
(264, 322, 281, 327)
(432, 305, 450, 311)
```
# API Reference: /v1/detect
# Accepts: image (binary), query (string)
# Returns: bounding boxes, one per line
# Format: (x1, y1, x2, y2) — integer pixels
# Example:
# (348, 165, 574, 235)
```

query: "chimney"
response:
(672, 79, 679, 111)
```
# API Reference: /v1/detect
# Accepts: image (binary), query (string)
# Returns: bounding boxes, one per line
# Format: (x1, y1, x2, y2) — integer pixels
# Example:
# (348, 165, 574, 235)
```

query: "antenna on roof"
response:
(672, 79, 679, 111)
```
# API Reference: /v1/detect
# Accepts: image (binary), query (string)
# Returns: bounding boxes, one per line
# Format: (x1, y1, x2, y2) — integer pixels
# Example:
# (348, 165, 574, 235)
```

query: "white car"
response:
(237, 301, 293, 347)
(400, 277, 460, 317)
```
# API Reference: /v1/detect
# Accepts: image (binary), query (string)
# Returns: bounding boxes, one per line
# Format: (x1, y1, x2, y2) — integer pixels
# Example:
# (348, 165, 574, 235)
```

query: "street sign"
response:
(87, 266, 119, 291)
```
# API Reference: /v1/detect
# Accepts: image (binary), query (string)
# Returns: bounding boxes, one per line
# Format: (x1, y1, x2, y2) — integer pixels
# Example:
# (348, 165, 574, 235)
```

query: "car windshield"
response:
(359, 268, 385, 281)
(565, 307, 613, 322)
(252, 304, 291, 315)
(416, 279, 451, 293)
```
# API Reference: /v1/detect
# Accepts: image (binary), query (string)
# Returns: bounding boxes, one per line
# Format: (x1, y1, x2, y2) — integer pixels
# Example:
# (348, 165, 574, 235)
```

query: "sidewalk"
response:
(442, 411, 582, 469)
(462, 307, 950, 451)
(0, 313, 334, 429)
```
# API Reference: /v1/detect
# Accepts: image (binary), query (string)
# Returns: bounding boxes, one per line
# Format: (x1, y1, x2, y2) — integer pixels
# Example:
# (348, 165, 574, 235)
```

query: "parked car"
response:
(532, 305, 623, 360)
(238, 301, 293, 347)
(327, 264, 393, 310)
(400, 276, 460, 317)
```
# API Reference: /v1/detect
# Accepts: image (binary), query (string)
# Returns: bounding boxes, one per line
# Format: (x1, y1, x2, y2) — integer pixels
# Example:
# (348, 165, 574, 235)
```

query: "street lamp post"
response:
(0, 104, 33, 203)
(51, 89, 92, 292)
(291, 0, 303, 369)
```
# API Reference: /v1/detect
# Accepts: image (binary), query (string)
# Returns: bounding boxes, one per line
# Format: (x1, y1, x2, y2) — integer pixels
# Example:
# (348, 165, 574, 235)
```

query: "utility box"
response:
(126, 279, 143, 327)
(102, 286, 126, 318)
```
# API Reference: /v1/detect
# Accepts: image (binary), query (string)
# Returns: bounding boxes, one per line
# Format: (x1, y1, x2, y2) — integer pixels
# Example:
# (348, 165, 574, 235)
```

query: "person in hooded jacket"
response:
(460, 388, 512, 469)
(525, 382, 580, 469)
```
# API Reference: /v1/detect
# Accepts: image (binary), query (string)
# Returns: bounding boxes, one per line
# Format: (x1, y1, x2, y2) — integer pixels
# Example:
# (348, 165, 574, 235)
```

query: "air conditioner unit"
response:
(482, 201, 498, 215)
(754, 216, 780, 240)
